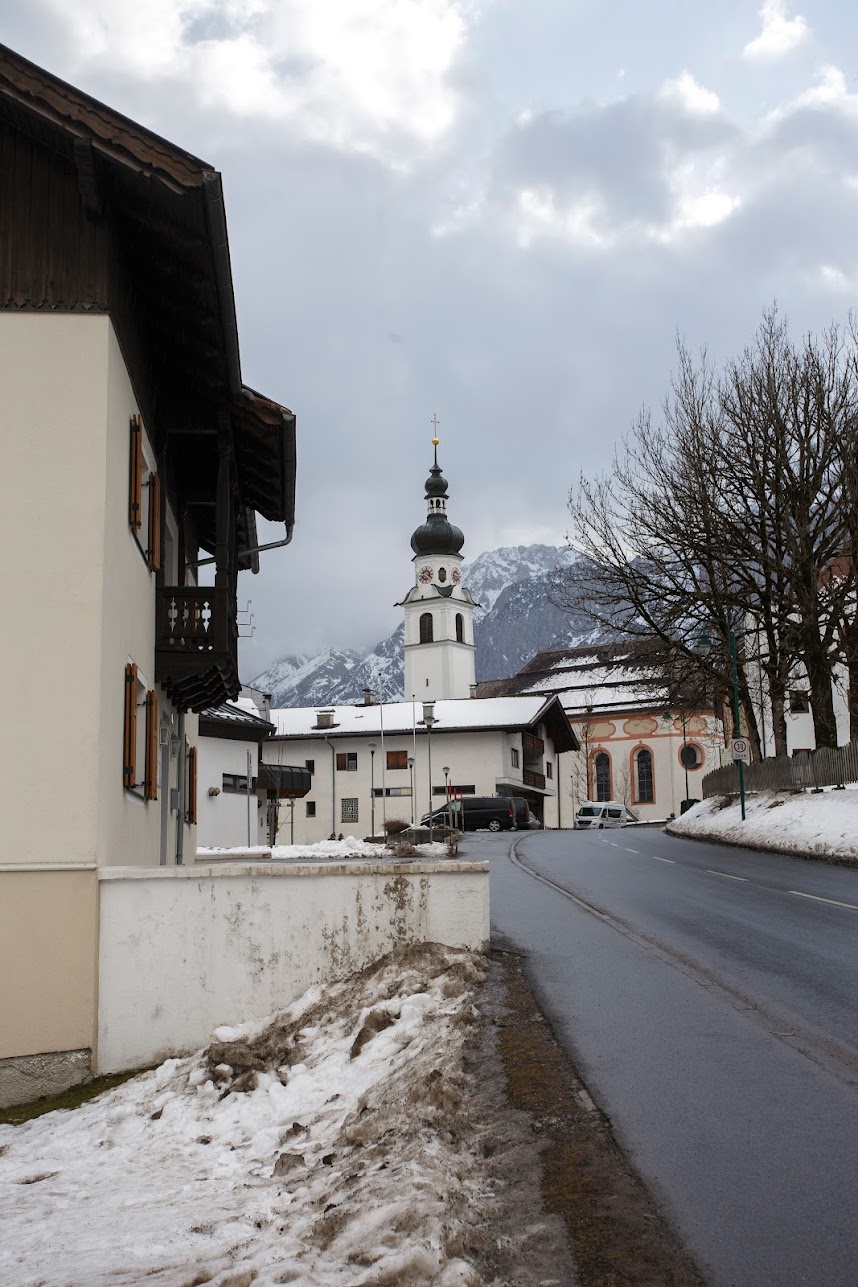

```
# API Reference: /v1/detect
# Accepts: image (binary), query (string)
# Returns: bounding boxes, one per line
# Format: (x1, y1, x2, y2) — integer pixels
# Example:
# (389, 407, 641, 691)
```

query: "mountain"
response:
(251, 543, 599, 707)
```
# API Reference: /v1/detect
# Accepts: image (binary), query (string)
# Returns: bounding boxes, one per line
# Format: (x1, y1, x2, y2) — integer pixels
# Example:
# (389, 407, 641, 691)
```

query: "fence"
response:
(702, 741, 858, 798)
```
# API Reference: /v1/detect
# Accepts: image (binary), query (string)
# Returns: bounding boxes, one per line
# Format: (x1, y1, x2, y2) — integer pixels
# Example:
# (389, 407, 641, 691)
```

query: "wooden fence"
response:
(702, 742, 858, 798)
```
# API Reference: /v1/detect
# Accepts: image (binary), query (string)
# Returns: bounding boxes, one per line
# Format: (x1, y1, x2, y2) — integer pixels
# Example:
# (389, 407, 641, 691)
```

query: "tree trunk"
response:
(769, 686, 788, 759)
(806, 652, 839, 748)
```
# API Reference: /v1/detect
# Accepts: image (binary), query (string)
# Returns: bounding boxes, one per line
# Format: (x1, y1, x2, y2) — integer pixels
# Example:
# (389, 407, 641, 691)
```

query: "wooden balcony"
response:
(522, 732, 545, 756)
(155, 586, 240, 712)
(523, 767, 546, 790)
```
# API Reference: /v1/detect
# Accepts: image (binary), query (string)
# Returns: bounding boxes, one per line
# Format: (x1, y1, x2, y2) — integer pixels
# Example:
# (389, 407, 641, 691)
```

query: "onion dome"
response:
(425, 463, 448, 498)
(410, 438, 465, 555)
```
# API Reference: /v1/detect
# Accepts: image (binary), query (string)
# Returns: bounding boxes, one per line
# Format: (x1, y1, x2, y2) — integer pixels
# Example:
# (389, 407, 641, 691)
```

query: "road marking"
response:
(787, 890, 858, 911)
(706, 869, 749, 882)
(651, 855, 675, 864)
(624, 847, 639, 854)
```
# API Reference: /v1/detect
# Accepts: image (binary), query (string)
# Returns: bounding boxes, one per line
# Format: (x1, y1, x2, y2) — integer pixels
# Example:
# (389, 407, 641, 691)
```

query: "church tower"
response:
(399, 436, 477, 700)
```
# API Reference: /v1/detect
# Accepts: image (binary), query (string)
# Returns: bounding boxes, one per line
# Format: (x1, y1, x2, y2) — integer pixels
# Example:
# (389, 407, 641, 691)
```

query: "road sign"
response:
(731, 737, 750, 763)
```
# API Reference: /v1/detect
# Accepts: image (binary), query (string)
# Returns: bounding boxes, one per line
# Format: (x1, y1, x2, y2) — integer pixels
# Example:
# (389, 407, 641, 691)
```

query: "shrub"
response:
(383, 818, 410, 835)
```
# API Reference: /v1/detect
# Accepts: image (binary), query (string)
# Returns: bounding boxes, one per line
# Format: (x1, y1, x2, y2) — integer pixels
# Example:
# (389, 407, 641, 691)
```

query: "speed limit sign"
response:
(731, 737, 750, 762)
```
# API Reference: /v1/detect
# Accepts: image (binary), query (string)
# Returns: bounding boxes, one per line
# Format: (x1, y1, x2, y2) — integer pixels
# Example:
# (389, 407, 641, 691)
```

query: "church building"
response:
(260, 440, 580, 842)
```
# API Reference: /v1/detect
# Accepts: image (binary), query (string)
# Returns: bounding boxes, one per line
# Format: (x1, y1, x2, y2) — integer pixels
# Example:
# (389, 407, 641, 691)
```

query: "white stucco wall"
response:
(264, 726, 559, 844)
(96, 861, 490, 1072)
(197, 736, 266, 849)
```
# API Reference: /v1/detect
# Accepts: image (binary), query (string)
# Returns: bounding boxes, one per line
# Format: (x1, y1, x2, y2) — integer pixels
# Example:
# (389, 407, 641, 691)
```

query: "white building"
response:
(264, 694, 579, 842)
(0, 46, 296, 1103)
(397, 440, 477, 701)
(477, 646, 723, 822)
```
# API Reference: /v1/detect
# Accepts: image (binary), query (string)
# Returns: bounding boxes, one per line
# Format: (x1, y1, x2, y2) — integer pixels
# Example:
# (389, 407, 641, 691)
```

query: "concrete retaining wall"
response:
(96, 860, 489, 1073)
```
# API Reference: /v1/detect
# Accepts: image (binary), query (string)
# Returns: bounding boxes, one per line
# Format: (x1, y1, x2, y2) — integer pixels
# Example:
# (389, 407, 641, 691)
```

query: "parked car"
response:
(421, 795, 516, 832)
(574, 801, 627, 829)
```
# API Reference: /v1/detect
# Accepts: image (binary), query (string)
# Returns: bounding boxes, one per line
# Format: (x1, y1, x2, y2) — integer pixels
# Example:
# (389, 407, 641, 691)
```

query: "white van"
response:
(574, 801, 627, 829)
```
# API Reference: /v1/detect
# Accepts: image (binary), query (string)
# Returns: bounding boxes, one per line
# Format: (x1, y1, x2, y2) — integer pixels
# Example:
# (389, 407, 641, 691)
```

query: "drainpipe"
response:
(323, 733, 336, 838)
(175, 710, 185, 865)
(192, 521, 294, 568)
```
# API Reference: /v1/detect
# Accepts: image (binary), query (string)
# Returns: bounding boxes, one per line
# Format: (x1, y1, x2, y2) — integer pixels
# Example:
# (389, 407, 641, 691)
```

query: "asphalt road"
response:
(473, 825, 858, 1287)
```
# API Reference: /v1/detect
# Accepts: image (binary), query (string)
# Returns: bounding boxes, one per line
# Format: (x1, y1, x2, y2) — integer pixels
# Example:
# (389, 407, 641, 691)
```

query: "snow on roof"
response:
(270, 696, 556, 739)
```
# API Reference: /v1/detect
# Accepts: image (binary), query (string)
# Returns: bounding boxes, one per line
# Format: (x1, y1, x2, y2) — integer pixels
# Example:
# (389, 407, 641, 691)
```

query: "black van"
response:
(421, 796, 516, 832)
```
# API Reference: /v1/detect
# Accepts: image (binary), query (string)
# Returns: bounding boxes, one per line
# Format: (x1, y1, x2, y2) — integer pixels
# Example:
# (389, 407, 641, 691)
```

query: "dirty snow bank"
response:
(667, 788, 858, 864)
(0, 945, 496, 1287)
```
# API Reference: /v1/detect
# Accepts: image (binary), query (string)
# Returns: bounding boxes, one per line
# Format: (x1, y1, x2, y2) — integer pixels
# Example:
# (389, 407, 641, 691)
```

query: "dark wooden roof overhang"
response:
(199, 704, 275, 741)
(532, 696, 580, 754)
(0, 43, 296, 532)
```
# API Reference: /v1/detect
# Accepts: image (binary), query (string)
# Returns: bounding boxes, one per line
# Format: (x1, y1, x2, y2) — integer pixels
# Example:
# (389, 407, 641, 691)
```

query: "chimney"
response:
(469, 684, 477, 699)
(315, 710, 334, 729)
(362, 688, 376, 706)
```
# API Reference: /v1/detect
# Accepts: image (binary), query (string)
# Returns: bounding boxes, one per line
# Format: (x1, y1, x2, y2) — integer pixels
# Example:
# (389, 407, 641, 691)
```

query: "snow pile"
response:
(197, 837, 450, 863)
(668, 788, 858, 863)
(0, 944, 491, 1287)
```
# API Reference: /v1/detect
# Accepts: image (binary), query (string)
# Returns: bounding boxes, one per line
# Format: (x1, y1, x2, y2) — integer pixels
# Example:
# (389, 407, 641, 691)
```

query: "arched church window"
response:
(635, 747, 654, 803)
(593, 751, 611, 801)
(438, 567, 447, 583)
(455, 613, 464, 643)
(419, 613, 433, 644)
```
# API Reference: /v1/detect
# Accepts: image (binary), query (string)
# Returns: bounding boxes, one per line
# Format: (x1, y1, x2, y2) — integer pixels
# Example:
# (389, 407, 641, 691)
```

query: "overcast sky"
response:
(4, 0, 858, 674)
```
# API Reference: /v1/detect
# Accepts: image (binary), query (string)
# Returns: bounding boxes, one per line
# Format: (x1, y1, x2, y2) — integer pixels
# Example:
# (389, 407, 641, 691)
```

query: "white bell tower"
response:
(398, 433, 477, 701)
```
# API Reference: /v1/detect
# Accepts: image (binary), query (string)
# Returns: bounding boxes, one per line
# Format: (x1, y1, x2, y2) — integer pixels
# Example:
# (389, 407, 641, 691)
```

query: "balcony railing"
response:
(155, 586, 239, 711)
(522, 732, 545, 756)
(523, 767, 546, 790)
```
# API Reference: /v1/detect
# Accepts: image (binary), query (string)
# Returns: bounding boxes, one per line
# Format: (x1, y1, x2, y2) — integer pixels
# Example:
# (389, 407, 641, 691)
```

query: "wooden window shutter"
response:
(186, 741, 198, 825)
(129, 416, 143, 530)
(123, 663, 138, 788)
(336, 752, 347, 771)
(144, 690, 158, 801)
(147, 470, 162, 571)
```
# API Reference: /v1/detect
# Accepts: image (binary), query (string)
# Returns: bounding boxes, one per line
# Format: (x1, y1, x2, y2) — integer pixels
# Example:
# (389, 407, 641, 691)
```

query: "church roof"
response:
(410, 445, 465, 555)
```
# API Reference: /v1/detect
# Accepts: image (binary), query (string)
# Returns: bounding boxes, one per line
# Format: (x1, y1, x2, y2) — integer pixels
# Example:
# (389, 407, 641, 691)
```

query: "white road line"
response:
(624, 847, 639, 854)
(788, 890, 858, 911)
(651, 855, 675, 864)
(706, 869, 749, 882)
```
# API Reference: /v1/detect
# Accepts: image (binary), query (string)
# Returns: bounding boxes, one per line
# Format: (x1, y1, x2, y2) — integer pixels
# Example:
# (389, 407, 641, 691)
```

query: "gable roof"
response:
(476, 644, 672, 716)
(269, 695, 579, 753)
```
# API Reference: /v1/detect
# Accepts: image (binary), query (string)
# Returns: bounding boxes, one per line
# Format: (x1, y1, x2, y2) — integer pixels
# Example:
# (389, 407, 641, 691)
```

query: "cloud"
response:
(37, 0, 479, 162)
(658, 72, 720, 116)
(743, 1, 808, 60)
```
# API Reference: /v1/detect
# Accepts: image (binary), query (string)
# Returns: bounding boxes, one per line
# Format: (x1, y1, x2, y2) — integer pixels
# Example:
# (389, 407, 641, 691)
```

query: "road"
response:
(473, 825, 858, 1287)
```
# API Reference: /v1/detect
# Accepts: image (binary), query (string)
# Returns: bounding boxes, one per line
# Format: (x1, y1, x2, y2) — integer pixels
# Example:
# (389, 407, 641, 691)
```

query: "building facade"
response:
(0, 45, 296, 1104)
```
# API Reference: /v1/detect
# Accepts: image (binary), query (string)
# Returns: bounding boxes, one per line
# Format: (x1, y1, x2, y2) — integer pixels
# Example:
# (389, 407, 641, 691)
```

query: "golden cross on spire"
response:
(430, 412, 440, 447)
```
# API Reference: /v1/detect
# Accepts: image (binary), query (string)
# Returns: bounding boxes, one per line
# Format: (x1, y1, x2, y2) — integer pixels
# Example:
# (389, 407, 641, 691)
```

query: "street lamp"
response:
(443, 765, 450, 829)
(421, 701, 436, 842)
(368, 742, 377, 838)
(698, 627, 746, 821)
(407, 756, 415, 825)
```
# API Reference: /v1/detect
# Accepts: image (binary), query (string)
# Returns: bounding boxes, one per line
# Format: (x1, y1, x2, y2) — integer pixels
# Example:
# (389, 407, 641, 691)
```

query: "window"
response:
(511, 748, 520, 768)
(419, 612, 433, 643)
(341, 797, 359, 823)
(433, 784, 475, 796)
(438, 567, 447, 583)
(680, 744, 702, 770)
(305, 759, 315, 774)
(128, 416, 161, 571)
(306, 800, 316, 817)
(123, 664, 157, 799)
(635, 748, 654, 803)
(374, 786, 413, 797)
(593, 751, 611, 801)
(336, 752, 358, 771)
(222, 773, 250, 793)
(455, 613, 464, 643)
(387, 749, 408, 770)
(790, 690, 810, 713)
(546, 761, 553, 780)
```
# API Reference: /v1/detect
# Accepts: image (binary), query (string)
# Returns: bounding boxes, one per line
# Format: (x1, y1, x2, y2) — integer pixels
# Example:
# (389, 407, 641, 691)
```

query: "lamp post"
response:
(699, 627, 746, 821)
(443, 765, 450, 829)
(368, 742, 377, 838)
(422, 701, 436, 842)
(407, 756, 415, 825)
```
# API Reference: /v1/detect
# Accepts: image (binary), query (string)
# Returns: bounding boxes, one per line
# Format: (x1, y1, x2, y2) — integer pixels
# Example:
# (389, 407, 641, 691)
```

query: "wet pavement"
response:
(470, 826, 858, 1287)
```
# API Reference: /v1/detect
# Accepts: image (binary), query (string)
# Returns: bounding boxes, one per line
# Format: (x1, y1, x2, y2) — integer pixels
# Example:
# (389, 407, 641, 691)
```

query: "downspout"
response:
(175, 710, 185, 865)
(323, 733, 336, 838)
(192, 522, 294, 568)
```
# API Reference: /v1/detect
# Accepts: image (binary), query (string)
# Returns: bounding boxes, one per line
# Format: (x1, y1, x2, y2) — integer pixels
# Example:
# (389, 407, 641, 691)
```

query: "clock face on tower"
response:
(452, 568, 461, 584)
(418, 566, 433, 583)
